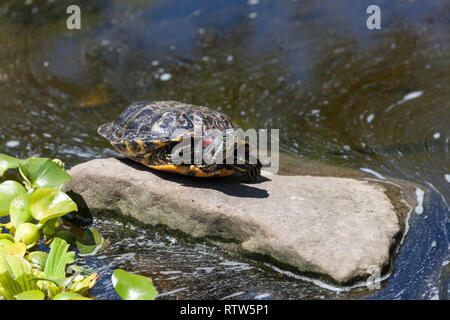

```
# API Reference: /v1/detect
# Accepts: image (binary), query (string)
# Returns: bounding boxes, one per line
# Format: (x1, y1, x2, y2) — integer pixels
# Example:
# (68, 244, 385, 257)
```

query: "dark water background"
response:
(0, 0, 448, 299)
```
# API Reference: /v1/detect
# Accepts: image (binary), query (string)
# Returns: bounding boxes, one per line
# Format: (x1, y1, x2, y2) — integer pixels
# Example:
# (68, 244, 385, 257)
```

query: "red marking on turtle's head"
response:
(203, 138, 216, 148)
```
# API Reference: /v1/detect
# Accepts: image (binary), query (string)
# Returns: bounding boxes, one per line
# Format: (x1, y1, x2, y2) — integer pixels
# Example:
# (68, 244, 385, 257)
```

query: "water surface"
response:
(0, 0, 448, 299)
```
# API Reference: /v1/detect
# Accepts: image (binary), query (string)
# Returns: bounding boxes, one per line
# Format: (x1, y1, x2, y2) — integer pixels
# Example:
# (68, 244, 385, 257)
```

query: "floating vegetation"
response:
(0, 153, 157, 300)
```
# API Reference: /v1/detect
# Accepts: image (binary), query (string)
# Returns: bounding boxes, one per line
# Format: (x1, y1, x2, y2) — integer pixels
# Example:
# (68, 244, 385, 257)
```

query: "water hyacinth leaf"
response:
(9, 192, 34, 228)
(0, 180, 26, 216)
(14, 289, 45, 300)
(28, 188, 78, 224)
(112, 269, 158, 300)
(0, 272, 38, 300)
(0, 153, 20, 177)
(0, 161, 6, 178)
(18, 157, 71, 189)
(40, 277, 64, 299)
(0, 234, 14, 240)
(67, 265, 87, 274)
(67, 265, 96, 279)
(76, 227, 106, 255)
(0, 238, 14, 248)
(14, 223, 40, 246)
(0, 242, 27, 257)
(68, 272, 99, 294)
(0, 253, 37, 299)
(44, 238, 75, 280)
(51, 159, 65, 169)
(53, 292, 91, 300)
(0, 235, 15, 250)
(0, 252, 31, 276)
(26, 251, 48, 271)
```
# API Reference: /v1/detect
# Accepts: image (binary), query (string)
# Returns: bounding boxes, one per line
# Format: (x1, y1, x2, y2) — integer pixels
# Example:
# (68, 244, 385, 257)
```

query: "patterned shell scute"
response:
(98, 101, 238, 144)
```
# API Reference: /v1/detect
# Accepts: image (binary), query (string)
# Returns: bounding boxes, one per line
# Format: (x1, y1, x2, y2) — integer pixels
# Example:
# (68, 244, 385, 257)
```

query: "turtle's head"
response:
(201, 131, 262, 181)
(223, 136, 262, 181)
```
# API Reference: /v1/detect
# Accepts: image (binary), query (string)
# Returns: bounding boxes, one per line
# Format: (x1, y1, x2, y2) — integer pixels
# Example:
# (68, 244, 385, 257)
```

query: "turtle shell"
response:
(98, 101, 238, 161)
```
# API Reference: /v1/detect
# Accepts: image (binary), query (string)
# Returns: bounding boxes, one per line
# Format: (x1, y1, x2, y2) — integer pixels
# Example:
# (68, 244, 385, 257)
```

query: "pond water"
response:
(0, 0, 448, 299)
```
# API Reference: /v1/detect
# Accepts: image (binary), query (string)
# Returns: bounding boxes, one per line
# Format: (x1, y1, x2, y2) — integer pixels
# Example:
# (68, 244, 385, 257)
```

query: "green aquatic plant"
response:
(0, 154, 97, 299)
(0, 180, 26, 216)
(0, 153, 157, 300)
(18, 157, 72, 190)
(14, 223, 41, 246)
(28, 188, 78, 224)
(0, 154, 20, 177)
(76, 227, 109, 256)
(112, 269, 158, 300)
(14, 289, 45, 300)
(0, 252, 39, 300)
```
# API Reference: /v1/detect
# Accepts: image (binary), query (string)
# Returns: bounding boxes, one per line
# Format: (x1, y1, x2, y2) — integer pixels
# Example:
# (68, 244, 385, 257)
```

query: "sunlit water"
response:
(0, 0, 448, 299)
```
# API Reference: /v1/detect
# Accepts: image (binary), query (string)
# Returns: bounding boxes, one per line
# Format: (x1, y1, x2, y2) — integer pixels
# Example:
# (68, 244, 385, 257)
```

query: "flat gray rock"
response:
(65, 158, 404, 284)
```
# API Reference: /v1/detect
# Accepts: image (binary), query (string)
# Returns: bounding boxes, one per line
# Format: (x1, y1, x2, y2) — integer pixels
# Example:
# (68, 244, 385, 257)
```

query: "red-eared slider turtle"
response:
(98, 101, 261, 180)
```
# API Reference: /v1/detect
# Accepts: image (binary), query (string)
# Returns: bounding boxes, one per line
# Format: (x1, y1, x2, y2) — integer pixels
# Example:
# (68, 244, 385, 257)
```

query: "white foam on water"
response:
(254, 293, 271, 299)
(101, 39, 111, 46)
(5, 140, 19, 148)
(428, 287, 440, 300)
(160, 270, 182, 275)
(221, 291, 246, 300)
(359, 167, 386, 180)
(195, 266, 215, 274)
(157, 287, 187, 297)
(445, 174, 450, 183)
(160, 73, 172, 81)
(400, 91, 423, 103)
(219, 261, 253, 271)
(415, 188, 425, 214)
(399, 199, 413, 244)
(386, 90, 423, 112)
(367, 114, 375, 123)
(262, 262, 392, 293)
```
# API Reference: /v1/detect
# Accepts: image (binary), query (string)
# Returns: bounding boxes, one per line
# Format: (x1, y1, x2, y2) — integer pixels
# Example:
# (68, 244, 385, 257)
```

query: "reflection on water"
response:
(0, 0, 448, 299)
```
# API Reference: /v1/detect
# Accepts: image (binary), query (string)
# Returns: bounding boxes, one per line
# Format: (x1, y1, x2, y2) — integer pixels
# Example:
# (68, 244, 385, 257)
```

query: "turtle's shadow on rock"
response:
(118, 158, 270, 199)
